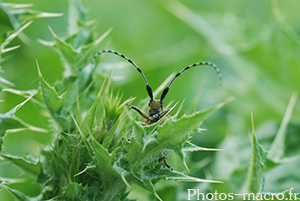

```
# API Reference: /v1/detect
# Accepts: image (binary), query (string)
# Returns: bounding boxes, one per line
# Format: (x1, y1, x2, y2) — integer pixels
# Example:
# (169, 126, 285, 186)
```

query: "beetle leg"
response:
(149, 109, 170, 121)
(128, 105, 150, 121)
(149, 102, 178, 121)
(158, 155, 173, 170)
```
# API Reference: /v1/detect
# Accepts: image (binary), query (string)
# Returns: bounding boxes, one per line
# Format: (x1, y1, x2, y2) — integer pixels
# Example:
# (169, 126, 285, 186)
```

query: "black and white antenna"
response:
(91, 50, 153, 100)
(160, 62, 222, 101)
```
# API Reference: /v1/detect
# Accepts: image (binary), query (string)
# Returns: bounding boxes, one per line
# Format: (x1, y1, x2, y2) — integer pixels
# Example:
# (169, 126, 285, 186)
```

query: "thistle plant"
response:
(1, 1, 300, 201)
(0, 1, 231, 200)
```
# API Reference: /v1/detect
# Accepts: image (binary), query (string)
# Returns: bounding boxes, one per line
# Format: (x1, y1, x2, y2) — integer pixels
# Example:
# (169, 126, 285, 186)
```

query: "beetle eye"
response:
(160, 101, 163, 109)
(149, 99, 153, 106)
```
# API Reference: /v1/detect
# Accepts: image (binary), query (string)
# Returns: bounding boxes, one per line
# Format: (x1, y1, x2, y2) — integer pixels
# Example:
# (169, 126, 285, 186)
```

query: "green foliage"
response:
(0, 1, 230, 200)
(0, 2, 62, 67)
(212, 94, 300, 200)
(1, 0, 300, 201)
(34, 62, 228, 200)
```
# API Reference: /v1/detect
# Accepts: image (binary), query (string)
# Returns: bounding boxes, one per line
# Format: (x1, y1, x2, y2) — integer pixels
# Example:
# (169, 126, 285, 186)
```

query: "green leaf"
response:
(1, 153, 42, 177)
(0, 77, 15, 88)
(245, 114, 267, 193)
(102, 116, 121, 150)
(40, 26, 111, 74)
(179, 141, 222, 170)
(165, 170, 222, 183)
(182, 141, 222, 152)
(37, 149, 55, 187)
(0, 3, 62, 66)
(0, 20, 31, 58)
(72, 115, 94, 158)
(37, 60, 68, 129)
(142, 179, 163, 201)
(0, 94, 47, 151)
(122, 98, 231, 199)
(90, 137, 117, 177)
(136, 164, 221, 201)
(1, 88, 43, 106)
(268, 92, 298, 162)
(0, 4, 15, 36)
(48, 26, 78, 68)
(2, 184, 30, 201)
(2, 88, 38, 97)
(90, 138, 127, 201)
(0, 3, 62, 30)
(0, 114, 27, 134)
(67, 0, 96, 38)
(62, 183, 87, 201)
(133, 97, 233, 171)
(80, 80, 106, 134)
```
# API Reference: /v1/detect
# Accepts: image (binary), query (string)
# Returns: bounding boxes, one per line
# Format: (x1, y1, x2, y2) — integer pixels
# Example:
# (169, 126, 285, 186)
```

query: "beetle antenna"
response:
(160, 62, 222, 101)
(92, 50, 153, 100)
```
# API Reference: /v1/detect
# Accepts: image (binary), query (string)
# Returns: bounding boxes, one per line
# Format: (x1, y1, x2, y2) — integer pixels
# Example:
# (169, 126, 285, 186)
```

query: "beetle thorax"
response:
(148, 99, 163, 117)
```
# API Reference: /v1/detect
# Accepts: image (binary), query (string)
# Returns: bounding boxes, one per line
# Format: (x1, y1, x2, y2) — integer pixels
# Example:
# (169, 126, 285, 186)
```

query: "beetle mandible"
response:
(91, 49, 222, 125)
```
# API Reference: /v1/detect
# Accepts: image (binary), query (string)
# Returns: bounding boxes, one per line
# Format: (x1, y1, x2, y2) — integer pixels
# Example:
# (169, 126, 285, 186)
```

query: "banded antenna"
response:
(91, 50, 153, 100)
(160, 62, 222, 101)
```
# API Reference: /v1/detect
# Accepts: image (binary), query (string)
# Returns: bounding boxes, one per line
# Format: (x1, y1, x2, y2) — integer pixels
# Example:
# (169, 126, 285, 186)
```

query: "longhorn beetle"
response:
(91, 50, 222, 168)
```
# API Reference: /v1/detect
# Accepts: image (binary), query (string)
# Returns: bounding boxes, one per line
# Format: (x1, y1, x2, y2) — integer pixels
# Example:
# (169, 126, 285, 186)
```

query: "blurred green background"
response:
(1, 0, 300, 200)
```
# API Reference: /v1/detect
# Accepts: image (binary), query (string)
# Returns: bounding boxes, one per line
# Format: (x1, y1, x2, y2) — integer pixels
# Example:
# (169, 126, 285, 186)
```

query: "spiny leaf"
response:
(0, 21, 32, 53)
(0, 94, 47, 152)
(0, 77, 15, 88)
(37, 60, 68, 129)
(0, 114, 27, 135)
(68, 0, 84, 35)
(90, 137, 127, 201)
(72, 115, 94, 157)
(158, 97, 233, 146)
(0, 3, 62, 29)
(61, 183, 87, 201)
(122, 97, 231, 199)
(165, 171, 222, 183)
(137, 164, 221, 200)
(182, 141, 222, 152)
(142, 164, 222, 184)
(1, 153, 42, 177)
(268, 92, 298, 162)
(90, 137, 117, 177)
(0, 114, 48, 151)
(48, 26, 77, 69)
(2, 88, 38, 97)
(0, 19, 31, 70)
(73, 164, 96, 177)
(0, 4, 15, 36)
(2, 88, 43, 107)
(178, 141, 222, 171)
(102, 116, 121, 150)
(2, 184, 30, 201)
(77, 28, 111, 70)
(80, 79, 106, 134)
(138, 97, 233, 169)
(126, 97, 232, 174)
(1, 2, 62, 60)
(141, 178, 163, 201)
(245, 113, 266, 193)
(41, 26, 111, 74)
